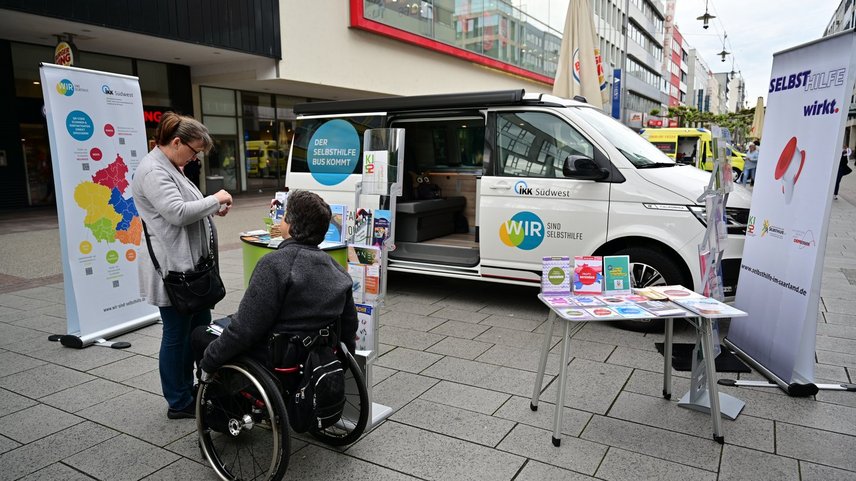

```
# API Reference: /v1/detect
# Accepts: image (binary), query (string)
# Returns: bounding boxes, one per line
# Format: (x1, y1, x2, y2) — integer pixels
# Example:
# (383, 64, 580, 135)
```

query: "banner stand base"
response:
(94, 338, 132, 349)
(720, 338, 845, 396)
(52, 314, 160, 350)
(678, 390, 745, 420)
(371, 402, 394, 426)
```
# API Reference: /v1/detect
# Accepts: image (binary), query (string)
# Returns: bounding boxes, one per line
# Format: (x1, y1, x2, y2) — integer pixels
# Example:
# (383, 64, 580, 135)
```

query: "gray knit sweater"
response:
(201, 239, 358, 372)
(132, 147, 220, 306)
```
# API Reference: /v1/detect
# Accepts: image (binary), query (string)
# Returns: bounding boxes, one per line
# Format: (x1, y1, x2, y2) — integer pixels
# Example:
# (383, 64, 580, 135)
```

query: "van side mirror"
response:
(563, 155, 609, 180)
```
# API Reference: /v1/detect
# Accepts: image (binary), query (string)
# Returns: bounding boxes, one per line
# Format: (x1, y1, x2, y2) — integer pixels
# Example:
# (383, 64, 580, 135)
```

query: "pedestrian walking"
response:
(834, 144, 853, 199)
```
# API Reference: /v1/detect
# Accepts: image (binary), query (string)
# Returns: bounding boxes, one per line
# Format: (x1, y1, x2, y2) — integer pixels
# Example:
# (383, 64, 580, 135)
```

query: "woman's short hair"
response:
(154, 111, 212, 153)
(285, 190, 332, 245)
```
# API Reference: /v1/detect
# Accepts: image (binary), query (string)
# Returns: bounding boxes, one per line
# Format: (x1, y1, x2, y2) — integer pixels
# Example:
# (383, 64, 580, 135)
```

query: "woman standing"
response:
(132, 112, 233, 419)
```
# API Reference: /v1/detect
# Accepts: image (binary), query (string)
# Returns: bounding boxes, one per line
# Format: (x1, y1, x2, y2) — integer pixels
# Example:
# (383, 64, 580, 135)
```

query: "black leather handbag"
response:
(143, 217, 226, 316)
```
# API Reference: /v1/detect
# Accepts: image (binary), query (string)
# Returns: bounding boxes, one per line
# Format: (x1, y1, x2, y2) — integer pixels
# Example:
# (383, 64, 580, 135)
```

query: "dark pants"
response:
(191, 325, 218, 372)
(158, 306, 211, 410)
(836, 166, 851, 195)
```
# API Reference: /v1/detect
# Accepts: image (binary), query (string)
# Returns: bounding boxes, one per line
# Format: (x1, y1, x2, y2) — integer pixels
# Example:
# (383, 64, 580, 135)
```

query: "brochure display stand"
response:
(350, 128, 404, 427)
(676, 128, 745, 422)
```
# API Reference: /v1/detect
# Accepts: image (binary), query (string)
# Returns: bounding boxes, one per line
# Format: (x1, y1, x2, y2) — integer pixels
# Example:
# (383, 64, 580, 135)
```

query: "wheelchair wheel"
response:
(309, 346, 370, 446)
(197, 357, 290, 481)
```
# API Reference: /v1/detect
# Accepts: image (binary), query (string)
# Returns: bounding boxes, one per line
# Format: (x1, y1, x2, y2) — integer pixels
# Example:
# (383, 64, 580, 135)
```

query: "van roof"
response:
(641, 127, 710, 135)
(293, 90, 587, 115)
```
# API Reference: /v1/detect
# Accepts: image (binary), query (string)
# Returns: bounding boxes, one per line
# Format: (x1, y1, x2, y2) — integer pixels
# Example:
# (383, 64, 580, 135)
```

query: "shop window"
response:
(78, 52, 133, 76)
(203, 115, 239, 191)
(11, 43, 53, 98)
(137, 61, 171, 106)
(202, 87, 237, 116)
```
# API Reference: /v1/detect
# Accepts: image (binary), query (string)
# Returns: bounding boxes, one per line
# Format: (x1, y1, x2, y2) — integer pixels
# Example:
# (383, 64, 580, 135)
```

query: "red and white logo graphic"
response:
(89, 148, 102, 161)
(774, 136, 805, 204)
(104, 124, 115, 137)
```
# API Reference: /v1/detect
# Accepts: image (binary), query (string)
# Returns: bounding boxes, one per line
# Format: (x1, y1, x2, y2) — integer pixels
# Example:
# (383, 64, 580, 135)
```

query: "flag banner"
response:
(727, 31, 856, 385)
(40, 63, 159, 346)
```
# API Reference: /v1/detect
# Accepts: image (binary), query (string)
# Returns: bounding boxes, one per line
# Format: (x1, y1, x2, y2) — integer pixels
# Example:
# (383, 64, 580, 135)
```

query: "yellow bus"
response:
(640, 127, 745, 180)
(245, 140, 285, 175)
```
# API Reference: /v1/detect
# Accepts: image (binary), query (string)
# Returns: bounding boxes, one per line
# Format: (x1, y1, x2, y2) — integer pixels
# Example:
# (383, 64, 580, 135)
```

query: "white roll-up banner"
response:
(40, 64, 159, 346)
(728, 31, 856, 385)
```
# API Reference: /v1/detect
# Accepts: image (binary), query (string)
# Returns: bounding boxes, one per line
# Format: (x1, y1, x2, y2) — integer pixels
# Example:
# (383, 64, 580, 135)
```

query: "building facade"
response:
(592, 0, 667, 127)
(0, 0, 559, 207)
(824, 0, 856, 148)
(686, 48, 713, 112)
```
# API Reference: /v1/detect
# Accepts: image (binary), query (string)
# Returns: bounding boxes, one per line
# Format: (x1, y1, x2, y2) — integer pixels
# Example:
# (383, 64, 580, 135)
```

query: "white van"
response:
(286, 90, 750, 330)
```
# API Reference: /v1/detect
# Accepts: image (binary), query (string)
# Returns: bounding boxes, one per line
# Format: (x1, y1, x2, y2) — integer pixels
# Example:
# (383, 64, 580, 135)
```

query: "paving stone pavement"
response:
(1, 180, 856, 480)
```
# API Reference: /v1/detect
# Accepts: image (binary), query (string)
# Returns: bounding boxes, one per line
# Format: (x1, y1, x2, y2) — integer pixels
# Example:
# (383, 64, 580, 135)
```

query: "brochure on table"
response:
(541, 293, 691, 322)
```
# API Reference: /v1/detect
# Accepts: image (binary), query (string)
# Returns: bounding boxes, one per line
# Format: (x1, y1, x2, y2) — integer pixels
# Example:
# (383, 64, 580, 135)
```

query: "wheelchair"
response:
(195, 342, 370, 481)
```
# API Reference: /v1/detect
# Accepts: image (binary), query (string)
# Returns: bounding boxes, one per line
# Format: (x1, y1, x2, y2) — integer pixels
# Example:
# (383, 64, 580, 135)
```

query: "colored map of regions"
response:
(74, 154, 141, 245)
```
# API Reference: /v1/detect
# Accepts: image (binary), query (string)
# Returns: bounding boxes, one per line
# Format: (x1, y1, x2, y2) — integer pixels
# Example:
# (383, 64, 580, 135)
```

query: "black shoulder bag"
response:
(142, 217, 226, 316)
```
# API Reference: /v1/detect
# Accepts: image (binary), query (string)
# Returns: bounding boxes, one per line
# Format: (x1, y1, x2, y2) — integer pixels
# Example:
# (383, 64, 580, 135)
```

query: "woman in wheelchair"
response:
(191, 190, 363, 481)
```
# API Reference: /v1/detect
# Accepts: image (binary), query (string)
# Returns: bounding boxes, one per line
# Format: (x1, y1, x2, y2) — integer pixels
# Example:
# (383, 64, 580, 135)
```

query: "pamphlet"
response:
(240, 229, 270, 237)
(355, 303, 375, 351)
(274, 190, 289, 205)
(542, 256, 571, 296)
(602, 255, 631, 295)
(348, 263, 366, 304)
(362, 150, 389, 195)
(673, 297, 744, 318)
(632, 300, 689, 317)
(271, 191, 288, 222)
(325, 204, 347, 244)
(559, 308, 593, 321)
(612, 305, 650, 319)
(632, 287, 668, 301)
(584, 306, 622, 319)
(353, 208, 373, 245)
(348, 245, 382, 303)
(241, 233, 271, 244)
(364, 264, 381, 303)
(207, 316, 232, 336)
(598, 296, 632, 306)
(572, 295, 606, 307)
(648, 285, 703, 299)
(371, 209, 392, 248)
(543, 295, 574, 307)
(348, 245, 381, 266)
(573, 256, 603, 294)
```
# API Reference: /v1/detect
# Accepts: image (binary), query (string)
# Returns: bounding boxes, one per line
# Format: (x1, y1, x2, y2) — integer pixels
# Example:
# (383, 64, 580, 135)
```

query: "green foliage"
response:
(655, 105, 755, 143)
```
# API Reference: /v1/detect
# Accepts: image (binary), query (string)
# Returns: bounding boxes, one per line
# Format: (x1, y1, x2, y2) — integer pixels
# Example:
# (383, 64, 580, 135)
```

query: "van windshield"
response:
(572, 107, 676, 168)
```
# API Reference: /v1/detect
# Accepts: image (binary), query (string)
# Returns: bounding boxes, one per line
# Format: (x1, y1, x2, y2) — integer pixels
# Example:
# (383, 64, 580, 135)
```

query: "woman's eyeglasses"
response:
(182, 141, 202, 158)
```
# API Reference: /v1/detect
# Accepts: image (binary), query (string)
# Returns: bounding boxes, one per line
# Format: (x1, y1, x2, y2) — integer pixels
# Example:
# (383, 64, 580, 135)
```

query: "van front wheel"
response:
(610, 247, 688, 332)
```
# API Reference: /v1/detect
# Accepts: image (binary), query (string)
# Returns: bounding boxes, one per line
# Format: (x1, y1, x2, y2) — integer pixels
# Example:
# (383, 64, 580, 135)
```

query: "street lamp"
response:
(717, 34, 730, 62)
(696, 0, 715, 29)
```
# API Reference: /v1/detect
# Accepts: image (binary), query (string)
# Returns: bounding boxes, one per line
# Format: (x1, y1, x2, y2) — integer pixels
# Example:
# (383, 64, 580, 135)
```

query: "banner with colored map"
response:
(40, 64, 158, 345)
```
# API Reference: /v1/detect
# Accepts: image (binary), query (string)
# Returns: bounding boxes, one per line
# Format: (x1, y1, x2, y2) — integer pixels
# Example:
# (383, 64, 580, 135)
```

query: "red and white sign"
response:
(54, 41, 74, 66)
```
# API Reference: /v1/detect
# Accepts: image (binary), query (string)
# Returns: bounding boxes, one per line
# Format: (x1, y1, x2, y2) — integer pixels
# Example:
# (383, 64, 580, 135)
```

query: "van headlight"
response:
(687, 205, 749, 235)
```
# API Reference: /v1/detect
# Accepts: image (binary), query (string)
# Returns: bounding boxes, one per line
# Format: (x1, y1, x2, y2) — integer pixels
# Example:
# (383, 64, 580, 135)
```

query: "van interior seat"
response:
(397, 197, 466, 242)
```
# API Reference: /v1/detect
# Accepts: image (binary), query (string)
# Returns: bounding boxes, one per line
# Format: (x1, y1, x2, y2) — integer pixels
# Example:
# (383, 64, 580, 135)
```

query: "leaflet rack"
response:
(350, 128, 405, 426)
(678, 126, 745, 420)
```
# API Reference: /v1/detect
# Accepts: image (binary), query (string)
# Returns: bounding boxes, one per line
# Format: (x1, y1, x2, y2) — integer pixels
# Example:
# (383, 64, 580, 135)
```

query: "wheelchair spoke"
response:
(198, 360, 289, 481)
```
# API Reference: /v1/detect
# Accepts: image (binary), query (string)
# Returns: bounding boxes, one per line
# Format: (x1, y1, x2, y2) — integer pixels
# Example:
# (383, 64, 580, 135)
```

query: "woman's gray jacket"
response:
(131, 147, 220, 307)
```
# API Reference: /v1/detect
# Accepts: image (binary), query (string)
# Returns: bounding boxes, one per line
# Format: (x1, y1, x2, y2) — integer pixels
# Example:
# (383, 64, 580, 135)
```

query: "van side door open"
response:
(478, 109, 610, 282)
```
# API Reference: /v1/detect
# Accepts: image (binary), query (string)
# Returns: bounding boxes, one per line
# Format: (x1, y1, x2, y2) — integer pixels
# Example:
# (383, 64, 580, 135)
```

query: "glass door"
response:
(20, 123, 54, 206)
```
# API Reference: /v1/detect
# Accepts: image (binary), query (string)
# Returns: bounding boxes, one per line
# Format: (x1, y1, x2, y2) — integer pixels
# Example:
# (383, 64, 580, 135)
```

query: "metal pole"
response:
(620, 0, 630, 124)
